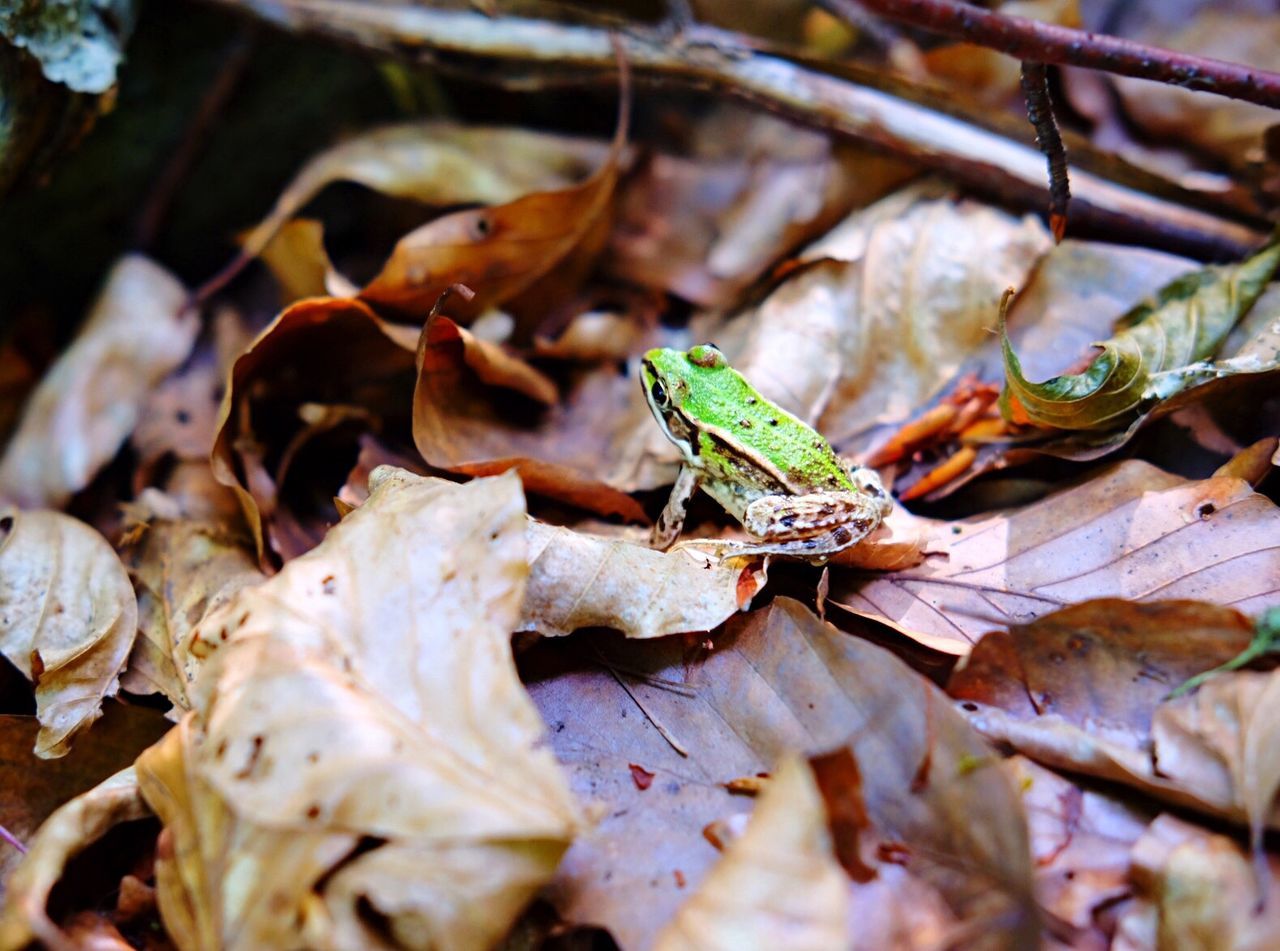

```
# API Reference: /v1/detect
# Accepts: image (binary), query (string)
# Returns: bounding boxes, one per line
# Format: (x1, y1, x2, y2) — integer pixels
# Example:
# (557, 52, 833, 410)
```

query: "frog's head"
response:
(640, 344, 728, 457)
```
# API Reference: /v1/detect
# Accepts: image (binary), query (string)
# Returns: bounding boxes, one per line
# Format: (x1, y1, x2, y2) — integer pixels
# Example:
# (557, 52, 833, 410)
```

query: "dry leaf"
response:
(1111, 12, 1280, 165)
(1152, 670, 1280, 875)
(528, 599, 1036, 949)
(359, 109, 626, 324)
(0, 767, 151, 951)
(0, 256, 193, 509)
(1113, 814, 1280, 951)
(210, 296, 418, 563)
(652, 756, 850, 951)
(0, 509, 138, 758)
(521, 521, 765, 639)
(706, 187, 1051, 438)
(1009, 756, 1151, 944)
(239, 122, 610, 263)
(0, 706, 170, 902)
(829, 461, 1280, 654)
(135, 467, 579, 950)
(412, 313, 648, 520)
(118, 474, 265, 714)
(607, 110, 912, 309)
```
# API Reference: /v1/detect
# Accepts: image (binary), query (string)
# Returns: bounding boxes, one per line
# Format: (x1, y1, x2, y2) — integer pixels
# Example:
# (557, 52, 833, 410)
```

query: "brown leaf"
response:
(521, 521, 765, 639)
(359, 110, 627, 325)
(527, 599, 1036, 949)
(829, 461, 1280, 654)
(210, 296, 418, 564)
(703, 186, 1051, 438)
(0, 256, 194, 509)
(136, 468, 579, 950)
(239, 122, 611, 265)
(606, 110, 913, 309)
(412, 313, 648, 520)
(0, 509, 139, 758)
(652, 756, 851, 951)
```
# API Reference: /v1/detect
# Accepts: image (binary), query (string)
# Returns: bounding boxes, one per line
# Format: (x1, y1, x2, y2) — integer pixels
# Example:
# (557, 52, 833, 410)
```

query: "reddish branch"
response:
(826, 0, 1280, 111)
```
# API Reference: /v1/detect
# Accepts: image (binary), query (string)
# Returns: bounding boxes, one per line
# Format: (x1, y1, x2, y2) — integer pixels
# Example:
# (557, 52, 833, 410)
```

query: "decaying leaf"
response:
(706, 187, 1052, 438)
(135, 467, 579, 950)
(521, 521, 765, 639)
(1001, 236, 1280, 431)
(652, 756, 850, 951)
(239, 122, 611, 265)
(829, 461, 1280, 654)
(412, 312, 649, 519)
(0, 256, 194, 509)
(210, 296, 418, 563)
(528, 599, 1036, 949)
(359, 96, 627, 325)
(0, 509, 138, 758)
(1114, 814, 1280, 949)
(0, 767, 151, 951)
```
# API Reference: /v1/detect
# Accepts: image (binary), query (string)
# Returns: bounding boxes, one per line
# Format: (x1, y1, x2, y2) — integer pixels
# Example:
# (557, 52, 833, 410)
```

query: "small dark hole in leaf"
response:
(1197, 503, 1215, 518)
(175, 409, 191, 425)
(960, 701, 978, 712)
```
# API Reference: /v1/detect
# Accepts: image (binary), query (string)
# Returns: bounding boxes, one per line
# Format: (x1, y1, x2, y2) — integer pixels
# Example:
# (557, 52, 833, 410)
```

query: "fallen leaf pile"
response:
(3, 2, 1280, 949)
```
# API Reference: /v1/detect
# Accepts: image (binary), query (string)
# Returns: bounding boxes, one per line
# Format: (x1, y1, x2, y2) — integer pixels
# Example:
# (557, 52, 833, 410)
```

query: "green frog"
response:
(641, 344, 892, 561)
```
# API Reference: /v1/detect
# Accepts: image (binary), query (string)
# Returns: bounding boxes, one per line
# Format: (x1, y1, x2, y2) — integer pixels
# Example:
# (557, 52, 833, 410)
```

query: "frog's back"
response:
(681, 358, 855, 494)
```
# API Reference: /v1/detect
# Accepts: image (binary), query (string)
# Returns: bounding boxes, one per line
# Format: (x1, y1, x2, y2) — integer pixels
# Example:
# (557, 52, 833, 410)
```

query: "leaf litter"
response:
(6, 9, 1280, 948)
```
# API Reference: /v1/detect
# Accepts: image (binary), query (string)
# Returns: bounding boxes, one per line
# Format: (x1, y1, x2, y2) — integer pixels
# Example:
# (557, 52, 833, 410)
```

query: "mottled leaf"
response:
(0, 510, 138, 758)
(1000, 236, 1280, 431)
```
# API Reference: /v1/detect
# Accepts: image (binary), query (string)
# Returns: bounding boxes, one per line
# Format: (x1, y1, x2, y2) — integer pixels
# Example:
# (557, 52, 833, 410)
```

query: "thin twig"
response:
(1020, 61, 1070, 243)
(833, 0, 1280, 110)
(0, 822, 27, 854)
(134, 27, 257, 250)
(205, 0, 1266, 258)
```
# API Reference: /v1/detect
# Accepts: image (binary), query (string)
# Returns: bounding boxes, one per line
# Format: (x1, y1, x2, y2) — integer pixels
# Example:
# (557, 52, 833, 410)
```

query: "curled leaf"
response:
(0, 510, 138, 758)
(0, 256, 194, 509)
(1000, 236, 1280, 430)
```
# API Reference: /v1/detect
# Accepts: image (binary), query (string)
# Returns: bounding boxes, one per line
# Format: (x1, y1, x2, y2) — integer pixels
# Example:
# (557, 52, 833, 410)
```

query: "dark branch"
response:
(828, 0, 1280, 111)
(1019, 62, 1070, 243)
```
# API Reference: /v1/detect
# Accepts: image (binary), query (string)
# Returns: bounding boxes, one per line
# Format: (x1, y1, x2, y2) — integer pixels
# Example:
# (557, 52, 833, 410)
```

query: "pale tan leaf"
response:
(0, 510, 138, 758)
(520, 521, 765, 639)
(118, 476, 265, 714)
(0, 256, 193, 509)
(1152, 670, 1280, 864)
(707, 188, 1051, 437)
(136, 467, 580, 951)
(0, 767, 151, 951)
(830, 461, 1280, 654)
(1113, 815, 1280, 951)
(240, 122, 609, 262)
(653, 756, 850, 951)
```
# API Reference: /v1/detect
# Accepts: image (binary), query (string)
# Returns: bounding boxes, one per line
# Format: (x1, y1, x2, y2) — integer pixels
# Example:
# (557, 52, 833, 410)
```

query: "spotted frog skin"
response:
(640, 344, 892, 561)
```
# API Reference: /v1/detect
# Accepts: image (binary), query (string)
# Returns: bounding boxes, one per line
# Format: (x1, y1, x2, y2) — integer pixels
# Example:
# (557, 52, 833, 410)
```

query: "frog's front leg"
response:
(651, 464, 699, 550)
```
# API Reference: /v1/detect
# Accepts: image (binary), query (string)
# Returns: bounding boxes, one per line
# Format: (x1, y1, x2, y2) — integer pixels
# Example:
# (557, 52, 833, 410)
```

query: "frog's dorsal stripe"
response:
(688, 413, 802, 491)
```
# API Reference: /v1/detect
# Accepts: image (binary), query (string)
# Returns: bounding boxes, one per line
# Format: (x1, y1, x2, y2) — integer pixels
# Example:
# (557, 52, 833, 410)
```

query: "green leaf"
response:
(1000, 235, 1280, 431)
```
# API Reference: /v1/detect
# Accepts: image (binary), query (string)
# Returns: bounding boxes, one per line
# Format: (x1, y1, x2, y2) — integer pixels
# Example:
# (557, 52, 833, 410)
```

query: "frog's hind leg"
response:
(743, 491, 882, 540)
(731, 521, 867, 561)
(651, 465, 698, 550)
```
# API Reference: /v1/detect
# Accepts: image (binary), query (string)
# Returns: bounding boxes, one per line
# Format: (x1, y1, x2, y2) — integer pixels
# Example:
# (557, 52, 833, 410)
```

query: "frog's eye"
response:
(649, 377, 670, 408)
(688, 344, 726, 369)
